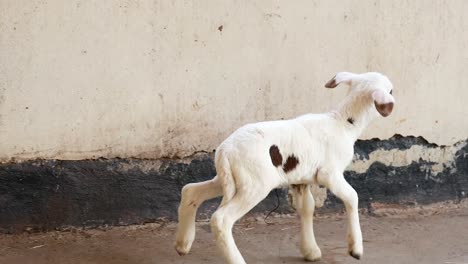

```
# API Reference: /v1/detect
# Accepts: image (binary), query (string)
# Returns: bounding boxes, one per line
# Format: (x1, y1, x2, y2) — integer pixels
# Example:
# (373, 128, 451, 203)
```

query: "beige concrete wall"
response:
(1, 0, 467, 161)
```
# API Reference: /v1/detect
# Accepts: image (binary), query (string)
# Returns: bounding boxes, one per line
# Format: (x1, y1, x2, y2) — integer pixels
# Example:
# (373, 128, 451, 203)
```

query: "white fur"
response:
(175, 72, 395, 263)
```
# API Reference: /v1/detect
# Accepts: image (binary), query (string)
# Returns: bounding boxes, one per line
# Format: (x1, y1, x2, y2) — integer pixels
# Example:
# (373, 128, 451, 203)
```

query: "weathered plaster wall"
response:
(1, 1, 468, 233)
(1, 0, 468, 161)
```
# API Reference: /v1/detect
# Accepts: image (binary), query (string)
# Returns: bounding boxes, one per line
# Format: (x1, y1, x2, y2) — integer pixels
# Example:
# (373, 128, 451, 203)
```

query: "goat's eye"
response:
(389, 90, 393, 95)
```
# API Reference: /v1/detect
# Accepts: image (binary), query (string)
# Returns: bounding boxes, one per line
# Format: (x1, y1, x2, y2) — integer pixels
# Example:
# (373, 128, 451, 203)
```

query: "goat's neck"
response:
(335, 92, 378, 141)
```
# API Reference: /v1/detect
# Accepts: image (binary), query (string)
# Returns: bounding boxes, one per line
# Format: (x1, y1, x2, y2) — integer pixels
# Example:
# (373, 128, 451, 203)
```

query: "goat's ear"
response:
(372, 90, 395, 117)
(324, 72, 358, 88)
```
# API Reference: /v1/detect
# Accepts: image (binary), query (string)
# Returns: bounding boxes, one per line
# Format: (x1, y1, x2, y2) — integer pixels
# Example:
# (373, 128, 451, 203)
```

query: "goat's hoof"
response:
(348, 250, 362, 260)
(174, 242, 190, 256)
(302, 248, 322, 262)
(304, 254, 321, 262)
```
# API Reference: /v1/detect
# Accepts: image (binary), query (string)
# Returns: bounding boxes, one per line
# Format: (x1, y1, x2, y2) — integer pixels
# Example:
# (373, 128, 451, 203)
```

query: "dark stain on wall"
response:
(0, 156, 291, 233)
(354, 134, 439, 159)
(325, 138, 468, 210)
(0, 136, 467, 233)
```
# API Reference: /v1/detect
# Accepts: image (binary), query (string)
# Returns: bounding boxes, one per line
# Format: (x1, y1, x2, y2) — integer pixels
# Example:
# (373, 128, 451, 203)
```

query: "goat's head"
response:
(325, 72, 395, 117)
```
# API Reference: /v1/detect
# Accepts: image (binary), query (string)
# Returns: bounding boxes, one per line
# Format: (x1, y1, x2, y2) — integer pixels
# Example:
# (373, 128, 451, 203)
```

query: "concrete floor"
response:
(1, 206, 467, 264)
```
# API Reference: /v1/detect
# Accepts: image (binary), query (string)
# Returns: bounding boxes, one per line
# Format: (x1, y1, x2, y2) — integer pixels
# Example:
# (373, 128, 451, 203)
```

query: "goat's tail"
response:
(215, 150, 236, 207)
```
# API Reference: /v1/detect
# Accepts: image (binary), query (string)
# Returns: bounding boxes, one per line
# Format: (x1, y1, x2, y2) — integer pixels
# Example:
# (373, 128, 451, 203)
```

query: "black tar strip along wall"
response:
(0, 135, 467, 233)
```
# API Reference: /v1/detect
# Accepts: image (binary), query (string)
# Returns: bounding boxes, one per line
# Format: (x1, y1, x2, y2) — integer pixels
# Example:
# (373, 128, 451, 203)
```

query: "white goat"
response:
(175, 72, 395, 263)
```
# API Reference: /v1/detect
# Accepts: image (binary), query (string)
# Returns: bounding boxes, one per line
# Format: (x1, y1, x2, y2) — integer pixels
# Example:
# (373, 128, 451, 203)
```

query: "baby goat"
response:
(175, 72, 395, 263)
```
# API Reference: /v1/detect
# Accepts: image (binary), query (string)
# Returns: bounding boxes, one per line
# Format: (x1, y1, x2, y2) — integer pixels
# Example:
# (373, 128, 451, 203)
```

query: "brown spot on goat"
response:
(283, 155, 299, 173)
(269, 145, 283, 167)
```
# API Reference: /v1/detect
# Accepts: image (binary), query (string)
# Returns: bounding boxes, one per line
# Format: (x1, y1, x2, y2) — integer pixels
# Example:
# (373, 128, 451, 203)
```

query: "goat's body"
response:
(174, 72, 395, 263)
(216, 113, 354, 193)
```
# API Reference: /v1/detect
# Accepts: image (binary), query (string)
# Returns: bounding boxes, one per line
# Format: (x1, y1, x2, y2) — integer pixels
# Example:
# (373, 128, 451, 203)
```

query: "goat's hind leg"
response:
(290, 184, 322, 261)
(175, 176, 222, 255)
(211, 187, 271, 264)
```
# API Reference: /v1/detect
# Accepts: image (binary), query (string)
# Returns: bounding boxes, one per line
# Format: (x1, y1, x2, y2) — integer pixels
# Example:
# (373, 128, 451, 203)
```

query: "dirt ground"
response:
(1, 205, 468, 264)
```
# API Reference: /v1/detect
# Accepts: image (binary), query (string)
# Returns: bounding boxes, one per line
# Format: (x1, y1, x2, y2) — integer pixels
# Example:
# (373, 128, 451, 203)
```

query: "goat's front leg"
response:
(318, 170, 363, 260)
(290, 184, 322, 261)
(211, 187, 272, 264)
